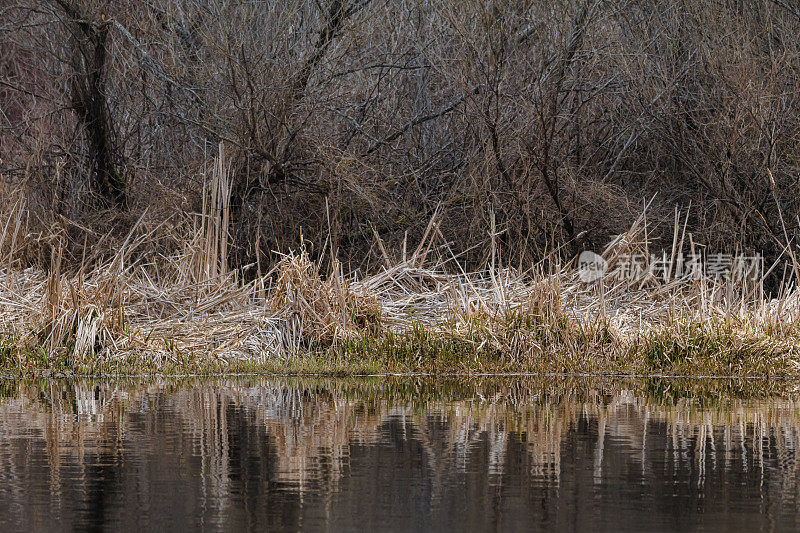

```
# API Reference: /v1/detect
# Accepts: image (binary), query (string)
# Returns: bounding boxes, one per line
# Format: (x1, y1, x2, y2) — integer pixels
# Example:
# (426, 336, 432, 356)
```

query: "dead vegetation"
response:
(3, 1, 800, 375)
(3, 0, 800, 278)
(1, 163, 799, 376)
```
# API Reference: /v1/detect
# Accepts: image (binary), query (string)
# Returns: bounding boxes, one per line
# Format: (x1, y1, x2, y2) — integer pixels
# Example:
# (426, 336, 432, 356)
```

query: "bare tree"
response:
(50, 0, 125, 206)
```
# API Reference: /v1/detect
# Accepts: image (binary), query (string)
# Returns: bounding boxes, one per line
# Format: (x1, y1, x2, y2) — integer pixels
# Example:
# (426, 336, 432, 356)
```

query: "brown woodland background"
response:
(2, 0, 800, 286)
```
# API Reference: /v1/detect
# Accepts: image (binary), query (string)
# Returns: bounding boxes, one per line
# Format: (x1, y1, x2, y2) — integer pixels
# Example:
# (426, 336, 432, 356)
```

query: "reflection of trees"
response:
(0, 379, 799, 528)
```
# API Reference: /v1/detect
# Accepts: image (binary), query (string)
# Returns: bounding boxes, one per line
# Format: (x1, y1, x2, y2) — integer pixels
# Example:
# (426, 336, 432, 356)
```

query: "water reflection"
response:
(0, 377, 799, 531)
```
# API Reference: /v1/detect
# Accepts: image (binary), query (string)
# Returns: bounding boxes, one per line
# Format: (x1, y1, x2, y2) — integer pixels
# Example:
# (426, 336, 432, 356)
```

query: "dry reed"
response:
(1, 174, 799, 376)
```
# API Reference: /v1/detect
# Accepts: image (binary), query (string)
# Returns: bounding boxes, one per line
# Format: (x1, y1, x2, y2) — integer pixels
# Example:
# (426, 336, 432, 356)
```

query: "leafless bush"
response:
(2, 0, 800, 289)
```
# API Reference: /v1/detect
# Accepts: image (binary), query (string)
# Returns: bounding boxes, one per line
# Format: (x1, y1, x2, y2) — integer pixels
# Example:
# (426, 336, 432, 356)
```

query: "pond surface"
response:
(0, 377, 799, 531)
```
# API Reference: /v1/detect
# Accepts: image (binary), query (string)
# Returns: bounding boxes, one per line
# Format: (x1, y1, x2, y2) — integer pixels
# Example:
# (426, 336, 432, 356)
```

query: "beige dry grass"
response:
(1, 166, 800, 376)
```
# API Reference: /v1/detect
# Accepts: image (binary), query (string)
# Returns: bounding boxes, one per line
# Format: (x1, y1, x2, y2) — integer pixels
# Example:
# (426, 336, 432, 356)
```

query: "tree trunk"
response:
(55, 0, 126, 206)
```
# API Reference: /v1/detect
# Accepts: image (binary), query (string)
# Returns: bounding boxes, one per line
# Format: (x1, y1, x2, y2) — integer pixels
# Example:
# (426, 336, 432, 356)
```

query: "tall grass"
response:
(1, 179, 799, 375)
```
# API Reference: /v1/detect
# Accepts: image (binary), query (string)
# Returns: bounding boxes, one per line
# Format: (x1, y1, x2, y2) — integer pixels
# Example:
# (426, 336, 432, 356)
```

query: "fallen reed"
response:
(1, 156, 799, 376)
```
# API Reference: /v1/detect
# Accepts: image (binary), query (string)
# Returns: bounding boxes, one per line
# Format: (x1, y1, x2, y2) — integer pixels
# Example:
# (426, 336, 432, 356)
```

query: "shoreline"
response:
(2, 299, 798, 378)
(4, 372, 800, 403)
(5, 370, 800, 380)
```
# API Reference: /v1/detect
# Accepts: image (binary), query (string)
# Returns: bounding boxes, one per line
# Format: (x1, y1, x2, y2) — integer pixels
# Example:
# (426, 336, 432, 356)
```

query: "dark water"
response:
(1, 377, 799, 531)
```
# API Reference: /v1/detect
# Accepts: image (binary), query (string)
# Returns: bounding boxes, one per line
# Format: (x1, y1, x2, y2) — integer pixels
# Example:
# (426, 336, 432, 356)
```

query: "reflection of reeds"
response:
(2, 378, 800, 504)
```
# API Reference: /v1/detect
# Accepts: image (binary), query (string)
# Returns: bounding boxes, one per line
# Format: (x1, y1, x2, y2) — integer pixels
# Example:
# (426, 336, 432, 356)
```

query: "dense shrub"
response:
(2, 0, 799, 284)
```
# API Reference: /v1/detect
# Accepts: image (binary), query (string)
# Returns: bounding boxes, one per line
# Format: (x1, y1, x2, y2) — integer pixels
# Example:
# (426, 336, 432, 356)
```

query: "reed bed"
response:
(1, 170, 800, 376)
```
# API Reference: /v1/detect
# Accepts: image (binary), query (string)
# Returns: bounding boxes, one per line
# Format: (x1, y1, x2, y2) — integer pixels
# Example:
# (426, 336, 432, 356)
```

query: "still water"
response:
(0, 377, 799, 531)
